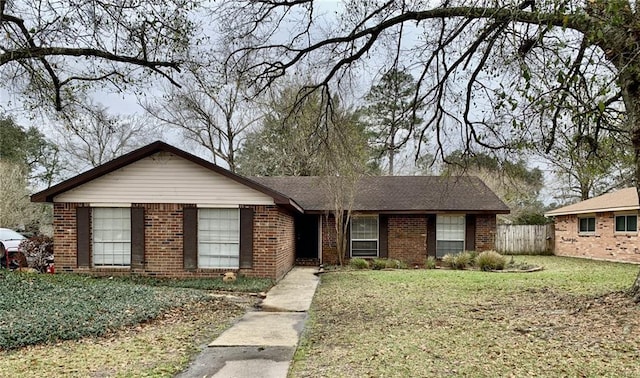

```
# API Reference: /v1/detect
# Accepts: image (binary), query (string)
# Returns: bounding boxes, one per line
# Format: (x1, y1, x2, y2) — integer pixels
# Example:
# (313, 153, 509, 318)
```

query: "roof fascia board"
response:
(545, 206, 640, 217)
(303, 209, 510, 215)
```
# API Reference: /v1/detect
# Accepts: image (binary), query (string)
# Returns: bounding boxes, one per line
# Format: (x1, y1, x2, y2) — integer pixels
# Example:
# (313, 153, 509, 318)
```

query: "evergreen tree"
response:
(363, 68, 423, 175)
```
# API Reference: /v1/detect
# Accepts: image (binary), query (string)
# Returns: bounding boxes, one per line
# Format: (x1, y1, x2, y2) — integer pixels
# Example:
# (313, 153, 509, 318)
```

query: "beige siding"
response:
(54, 152, 275, 205)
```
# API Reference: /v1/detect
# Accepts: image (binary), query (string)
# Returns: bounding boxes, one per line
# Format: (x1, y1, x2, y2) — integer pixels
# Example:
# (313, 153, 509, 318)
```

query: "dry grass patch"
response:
(0, 297, 247, 377)
(291, 256, 640, 377)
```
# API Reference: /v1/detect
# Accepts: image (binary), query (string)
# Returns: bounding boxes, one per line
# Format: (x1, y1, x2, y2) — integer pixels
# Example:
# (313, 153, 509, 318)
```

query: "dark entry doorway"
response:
(295, 215, 319, 261)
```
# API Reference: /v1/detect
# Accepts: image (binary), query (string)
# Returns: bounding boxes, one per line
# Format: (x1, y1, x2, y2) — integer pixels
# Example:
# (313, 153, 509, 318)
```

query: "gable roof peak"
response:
(31, 141, 301, 212)
(545, 187, 639, 217)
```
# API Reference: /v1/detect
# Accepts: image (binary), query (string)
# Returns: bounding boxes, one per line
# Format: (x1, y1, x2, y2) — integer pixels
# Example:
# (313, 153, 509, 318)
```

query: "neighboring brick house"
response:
(32, 141, 509, 280)
(546, 188, 640, 263)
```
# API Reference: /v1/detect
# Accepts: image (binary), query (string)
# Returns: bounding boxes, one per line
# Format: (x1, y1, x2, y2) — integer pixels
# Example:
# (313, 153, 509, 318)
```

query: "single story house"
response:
(32, 141, 509, 280)
(545, 187, 640, 263)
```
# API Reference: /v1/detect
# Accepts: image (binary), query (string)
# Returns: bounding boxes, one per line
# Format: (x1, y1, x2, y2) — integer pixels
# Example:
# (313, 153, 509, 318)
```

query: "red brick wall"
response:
(320, 213, 499, 265)
(554, 212, 640, 263)
(475, 214, 497, 251)
(53, 203, 86, 272)
(321, 214, 340, 265)
(275, 209, 296, 280)
(243, 205, 295, 280)
(52, 203, 295, 280)
(135, 203, 184, 277)
(388, 215, 427, 265)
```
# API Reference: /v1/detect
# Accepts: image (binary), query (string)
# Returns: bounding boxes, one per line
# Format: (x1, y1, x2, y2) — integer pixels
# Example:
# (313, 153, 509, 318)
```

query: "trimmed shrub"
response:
(371, 258, 388, 270)
(425, 256, 437, 269)
(442, 252, 472, 270)
(477, 250, 507, 271)
(349, 258, 370, 269)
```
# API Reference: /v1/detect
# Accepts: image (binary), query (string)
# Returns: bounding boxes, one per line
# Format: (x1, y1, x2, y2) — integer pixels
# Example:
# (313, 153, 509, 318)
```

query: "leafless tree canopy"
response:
(1, 0, 197, 111)
(218, 1, 634, 164)
(217, 0, 640, 298)
(54, 103, 156, 173)
(144, 61, 259, 172)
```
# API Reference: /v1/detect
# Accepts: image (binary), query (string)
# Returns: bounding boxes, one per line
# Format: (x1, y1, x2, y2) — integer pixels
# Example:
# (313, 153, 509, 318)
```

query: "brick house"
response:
(32, 141, 509, 280)
(546, 188, 640, 264)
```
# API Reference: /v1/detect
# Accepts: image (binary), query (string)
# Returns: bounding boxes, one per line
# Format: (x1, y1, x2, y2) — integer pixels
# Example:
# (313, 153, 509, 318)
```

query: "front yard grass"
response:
(0, 272, 268, 377)
(291, 256, 640, 377)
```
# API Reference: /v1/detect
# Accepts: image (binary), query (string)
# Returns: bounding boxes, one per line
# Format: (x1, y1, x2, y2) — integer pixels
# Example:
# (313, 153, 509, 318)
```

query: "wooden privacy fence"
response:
(495, 224, 554, 255)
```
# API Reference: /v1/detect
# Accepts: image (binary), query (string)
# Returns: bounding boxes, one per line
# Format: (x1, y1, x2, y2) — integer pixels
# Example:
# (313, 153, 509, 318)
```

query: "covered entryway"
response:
(295, 214, 319, 265)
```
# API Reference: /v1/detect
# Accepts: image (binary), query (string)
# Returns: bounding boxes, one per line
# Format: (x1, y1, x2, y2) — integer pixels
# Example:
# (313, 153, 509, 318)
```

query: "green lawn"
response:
(291, 256, 640, 377)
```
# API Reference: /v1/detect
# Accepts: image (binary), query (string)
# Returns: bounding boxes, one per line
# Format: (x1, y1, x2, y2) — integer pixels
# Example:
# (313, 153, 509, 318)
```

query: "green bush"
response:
(349, 258, 370, 269)
(476, 250, 507, 271)
(442, 252, 472, 270)
(371, 259, 388, 270)
(425, 256, 437, 269)
(466, 250, 479, 265)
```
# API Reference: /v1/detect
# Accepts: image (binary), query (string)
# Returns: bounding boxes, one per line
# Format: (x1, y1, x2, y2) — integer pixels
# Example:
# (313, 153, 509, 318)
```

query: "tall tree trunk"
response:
(335, 211, 345, 266)
(388, 124, 396, 176)
(621, 71, 640, 302)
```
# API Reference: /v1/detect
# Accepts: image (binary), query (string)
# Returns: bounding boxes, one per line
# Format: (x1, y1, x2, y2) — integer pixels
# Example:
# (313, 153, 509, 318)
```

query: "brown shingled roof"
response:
(545, 187, 639, 216)
(251, 176, 510, 214)
(31, 141, 508, 215)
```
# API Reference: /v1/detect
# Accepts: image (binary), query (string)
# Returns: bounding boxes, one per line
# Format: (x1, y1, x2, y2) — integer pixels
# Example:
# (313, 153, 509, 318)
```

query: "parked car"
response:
(0, 228, 27, 268)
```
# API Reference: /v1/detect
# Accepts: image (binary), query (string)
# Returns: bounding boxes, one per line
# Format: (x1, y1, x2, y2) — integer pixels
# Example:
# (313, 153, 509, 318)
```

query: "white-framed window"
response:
(92, 208, 131, 267)
(578, 216, 596, 234)
(436, 215, 465, 258)
(198, 208, 240, 268)
(351, 216, 378, 258)
(615, 214, 638, 233)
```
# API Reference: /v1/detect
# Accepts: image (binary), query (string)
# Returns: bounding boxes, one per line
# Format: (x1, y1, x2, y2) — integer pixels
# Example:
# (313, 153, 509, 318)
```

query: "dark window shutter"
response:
(426, 214, 436, 258)
(379, 215, 388, 258)
(76, 207, 91, 267)
(465, 215, 476, 251)
(131, 207, 145, 269)
(239, 208, 254, 268)
(183, 207, 198, 270)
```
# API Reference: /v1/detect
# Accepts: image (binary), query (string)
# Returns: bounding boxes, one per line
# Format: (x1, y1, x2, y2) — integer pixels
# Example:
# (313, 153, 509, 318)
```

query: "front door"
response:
(295, 215, 319, 260)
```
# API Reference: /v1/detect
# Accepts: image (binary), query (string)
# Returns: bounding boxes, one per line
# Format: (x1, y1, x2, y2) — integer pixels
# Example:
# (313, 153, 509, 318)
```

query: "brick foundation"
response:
(554, 212, 640, 263)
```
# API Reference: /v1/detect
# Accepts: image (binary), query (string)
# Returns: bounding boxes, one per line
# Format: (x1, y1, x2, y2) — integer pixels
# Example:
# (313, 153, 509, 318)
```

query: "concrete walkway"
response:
(175, 267, 320, 378)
